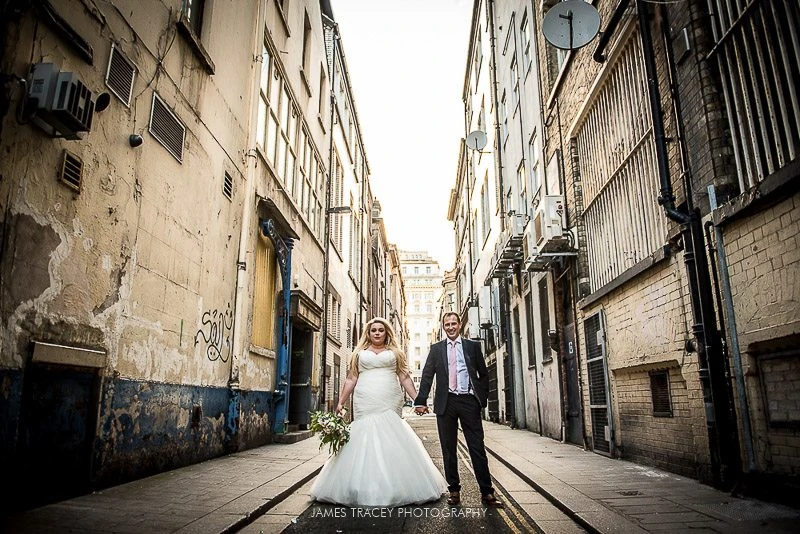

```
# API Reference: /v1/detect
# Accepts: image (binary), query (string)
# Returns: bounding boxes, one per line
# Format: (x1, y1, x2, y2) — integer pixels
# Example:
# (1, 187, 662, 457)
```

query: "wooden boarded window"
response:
(251, 232, 277, 350)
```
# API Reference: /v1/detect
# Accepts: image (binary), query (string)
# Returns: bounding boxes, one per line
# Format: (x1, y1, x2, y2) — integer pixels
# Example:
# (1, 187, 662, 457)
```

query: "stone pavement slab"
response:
(2, 438, 328, 534)
(481, 421, 800, 533)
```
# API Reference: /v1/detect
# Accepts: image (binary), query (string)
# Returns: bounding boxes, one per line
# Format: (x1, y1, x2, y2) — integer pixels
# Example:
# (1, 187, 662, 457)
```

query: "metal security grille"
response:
(584, 311, 612, 455)
(149, 93, 185, 162)
(707, 0, 800, 189)
(575, 31, 667, 291)
(105, 45, 136, 106)
(59, 150, 82, 192)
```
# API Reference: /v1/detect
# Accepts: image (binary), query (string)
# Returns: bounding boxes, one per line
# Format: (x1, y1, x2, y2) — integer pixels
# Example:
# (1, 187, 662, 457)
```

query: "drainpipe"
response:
(488, 0, 519, 426)
(261, 220, 294, 434)
(227, 0, 264, 449)
(319, 21, 339, 412)
(707, 187, 756, 474)
(593, 0, 740, 489)
(637, 0, 738, 488)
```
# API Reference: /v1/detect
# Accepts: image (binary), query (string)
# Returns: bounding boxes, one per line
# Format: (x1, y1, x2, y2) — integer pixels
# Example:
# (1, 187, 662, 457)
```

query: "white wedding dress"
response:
(310, 349, 447, 507)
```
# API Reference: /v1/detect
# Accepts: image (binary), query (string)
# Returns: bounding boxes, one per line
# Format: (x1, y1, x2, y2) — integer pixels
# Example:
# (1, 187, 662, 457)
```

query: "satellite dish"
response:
(465, 130, 487, 151)
(542, 0, 601, 51)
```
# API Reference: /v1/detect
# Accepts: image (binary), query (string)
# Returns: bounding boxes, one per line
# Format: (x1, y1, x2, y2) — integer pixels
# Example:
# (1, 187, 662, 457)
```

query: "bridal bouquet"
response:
(309, 409, 350, 455)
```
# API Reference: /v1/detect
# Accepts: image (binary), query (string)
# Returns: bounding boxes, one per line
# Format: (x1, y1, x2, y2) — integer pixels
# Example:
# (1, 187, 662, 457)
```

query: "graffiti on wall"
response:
(194, 303, 234, 362)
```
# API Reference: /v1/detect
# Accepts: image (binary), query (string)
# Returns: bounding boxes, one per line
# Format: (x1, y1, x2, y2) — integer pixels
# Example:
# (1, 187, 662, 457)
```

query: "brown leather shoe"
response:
(446, 490, 461, 505)
(481, 492, 505, 507)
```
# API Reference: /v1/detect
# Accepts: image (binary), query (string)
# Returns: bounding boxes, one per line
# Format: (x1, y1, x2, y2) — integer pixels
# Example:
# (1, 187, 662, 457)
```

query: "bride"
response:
(310, 317, 447, 507)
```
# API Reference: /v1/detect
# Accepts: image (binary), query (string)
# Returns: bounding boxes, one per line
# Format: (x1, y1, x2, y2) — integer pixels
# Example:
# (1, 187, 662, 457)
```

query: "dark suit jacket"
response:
(415, 337, 489, 414)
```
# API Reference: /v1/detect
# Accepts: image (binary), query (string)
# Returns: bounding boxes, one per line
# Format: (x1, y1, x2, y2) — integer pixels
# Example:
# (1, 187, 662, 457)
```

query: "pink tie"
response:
(448, 341, 457, 392)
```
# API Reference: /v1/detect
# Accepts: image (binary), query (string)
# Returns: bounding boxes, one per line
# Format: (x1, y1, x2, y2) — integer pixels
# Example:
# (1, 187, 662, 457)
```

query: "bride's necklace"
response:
(368, 344, 387, 353)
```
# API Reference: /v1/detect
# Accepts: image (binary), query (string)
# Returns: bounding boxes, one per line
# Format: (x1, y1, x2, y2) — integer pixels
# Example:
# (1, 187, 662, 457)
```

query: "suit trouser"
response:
(437, 392, 493, 495)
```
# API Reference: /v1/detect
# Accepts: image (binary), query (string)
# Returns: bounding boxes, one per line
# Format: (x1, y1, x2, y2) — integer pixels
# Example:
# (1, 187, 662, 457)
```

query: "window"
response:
(649, 371, 672, 417)
(252, 232, 277, 350)
(480, 177, 490, 240)
(539, 278, 551, 363)
(327, 294, 341, 342)
(301, 12, 312, 74)
(473, 28, 483, 90)
(516, 161, 527, 217)
(499, 92, 508, 146)
(318, 65, 328, 122)
(707, 0, 799, 190)
(258, 42, 322, 237)
(183, 0, 205, 37)
(546, 45, 567, 90)
(574, 32, 667, 291)
(520, 12, 532, 72)
(525, 288, 536, 367)
(510, 55, 520, 109)
(529, 132, 540, 204)
(331, 153, 344, 251)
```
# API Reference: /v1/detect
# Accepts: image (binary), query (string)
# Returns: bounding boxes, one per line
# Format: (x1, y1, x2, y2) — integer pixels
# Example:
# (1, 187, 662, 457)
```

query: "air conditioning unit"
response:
(532, 195, 567, 253)
(467, 306, 480, 339)
(27, 63, 95, 140)
(478, 286, 492, 327)
(523, 231, 549, 271)
(509, 212, 527, 237)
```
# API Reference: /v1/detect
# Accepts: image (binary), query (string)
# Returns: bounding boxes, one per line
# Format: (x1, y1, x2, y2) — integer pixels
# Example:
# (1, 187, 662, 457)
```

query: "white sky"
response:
(331, 0, 473, 271)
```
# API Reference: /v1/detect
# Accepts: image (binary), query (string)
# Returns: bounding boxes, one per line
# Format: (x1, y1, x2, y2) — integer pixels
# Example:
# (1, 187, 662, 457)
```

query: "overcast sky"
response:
(331, 0, 473, 270)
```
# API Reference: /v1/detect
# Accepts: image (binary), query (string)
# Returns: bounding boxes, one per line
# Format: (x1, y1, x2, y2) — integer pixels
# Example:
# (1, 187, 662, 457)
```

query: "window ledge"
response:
(177, 16, 215, 75)
(712, 157, 800, 226)
(249, 344, 276, 359)
(318, 113, 327, 133)
(300, 67, 312, 97)
(276, 2, 291, 36)
(579, 245, 672, 309)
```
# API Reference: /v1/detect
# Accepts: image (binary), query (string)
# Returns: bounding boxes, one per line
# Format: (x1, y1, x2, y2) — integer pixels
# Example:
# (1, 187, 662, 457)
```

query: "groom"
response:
(414, 312, 504, 507)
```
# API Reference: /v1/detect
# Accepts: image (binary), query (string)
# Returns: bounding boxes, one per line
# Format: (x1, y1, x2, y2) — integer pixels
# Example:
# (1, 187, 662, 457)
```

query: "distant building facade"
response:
(399, 251, 443, 391)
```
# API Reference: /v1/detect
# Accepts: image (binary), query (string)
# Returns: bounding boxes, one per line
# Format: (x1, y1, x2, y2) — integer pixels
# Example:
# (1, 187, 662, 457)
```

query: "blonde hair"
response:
(348, 317, 409, 377)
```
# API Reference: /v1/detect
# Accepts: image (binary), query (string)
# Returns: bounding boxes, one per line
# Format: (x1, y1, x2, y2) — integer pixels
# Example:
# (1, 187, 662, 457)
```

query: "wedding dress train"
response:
(310, 349, 446, 507)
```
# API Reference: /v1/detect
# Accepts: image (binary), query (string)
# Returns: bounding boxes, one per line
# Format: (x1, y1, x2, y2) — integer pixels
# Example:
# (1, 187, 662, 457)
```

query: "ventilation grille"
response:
(149, 93, 185, 162)
(649, 371, 672, 417)
(223, 172, 233, 200)
(105, 45, 136, 106)
(59, 150, 82, 192)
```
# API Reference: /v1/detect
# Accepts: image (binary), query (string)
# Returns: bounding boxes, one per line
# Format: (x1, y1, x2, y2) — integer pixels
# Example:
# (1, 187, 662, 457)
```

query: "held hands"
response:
(414, 405, 429, 416)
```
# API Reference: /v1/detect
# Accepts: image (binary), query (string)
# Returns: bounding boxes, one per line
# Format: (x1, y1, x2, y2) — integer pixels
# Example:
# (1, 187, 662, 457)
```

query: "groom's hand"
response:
(414, 406, 429, 415)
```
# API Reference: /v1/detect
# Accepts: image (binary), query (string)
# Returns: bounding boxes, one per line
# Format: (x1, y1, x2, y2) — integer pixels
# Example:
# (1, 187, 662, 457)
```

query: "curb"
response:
(220, 464, 324, 534)
(485, 445, 603, 534)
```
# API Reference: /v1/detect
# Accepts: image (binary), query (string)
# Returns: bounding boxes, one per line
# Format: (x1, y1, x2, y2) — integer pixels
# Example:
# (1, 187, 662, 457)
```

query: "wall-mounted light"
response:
(129, 134, 143, 147)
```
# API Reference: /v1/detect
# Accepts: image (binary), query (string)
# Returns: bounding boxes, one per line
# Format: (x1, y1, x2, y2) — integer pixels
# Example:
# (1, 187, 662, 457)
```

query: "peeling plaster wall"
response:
(0, 0, 275, 498)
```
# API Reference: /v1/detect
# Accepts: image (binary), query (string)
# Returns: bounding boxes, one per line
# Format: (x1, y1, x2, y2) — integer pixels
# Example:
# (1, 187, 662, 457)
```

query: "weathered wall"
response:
(721, 192, 800, 481)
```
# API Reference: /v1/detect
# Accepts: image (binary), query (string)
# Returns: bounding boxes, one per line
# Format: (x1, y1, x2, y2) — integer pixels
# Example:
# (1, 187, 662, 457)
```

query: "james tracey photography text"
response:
(310, 507, 489, 519)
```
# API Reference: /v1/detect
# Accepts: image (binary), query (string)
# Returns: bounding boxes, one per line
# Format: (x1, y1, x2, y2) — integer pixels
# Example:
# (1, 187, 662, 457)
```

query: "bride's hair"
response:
(349, 317, 409, 377)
